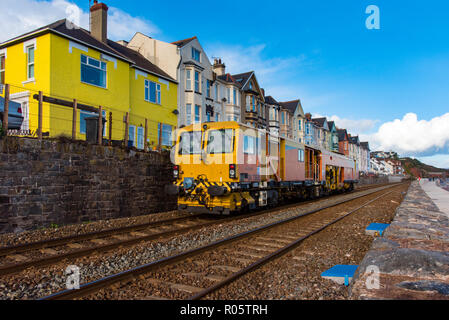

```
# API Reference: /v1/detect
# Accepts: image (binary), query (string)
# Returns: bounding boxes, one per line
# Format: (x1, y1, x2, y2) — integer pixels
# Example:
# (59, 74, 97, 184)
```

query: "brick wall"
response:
(0, 137, 177, 234)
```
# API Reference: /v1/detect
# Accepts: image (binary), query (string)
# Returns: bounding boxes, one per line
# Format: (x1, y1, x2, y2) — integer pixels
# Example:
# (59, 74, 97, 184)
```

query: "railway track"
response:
(0, 183, 392, 277)
(41, 182, 406, 300)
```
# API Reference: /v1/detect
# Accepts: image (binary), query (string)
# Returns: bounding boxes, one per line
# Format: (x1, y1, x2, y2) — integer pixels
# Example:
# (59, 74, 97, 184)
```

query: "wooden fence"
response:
(1, 84, 165, 152)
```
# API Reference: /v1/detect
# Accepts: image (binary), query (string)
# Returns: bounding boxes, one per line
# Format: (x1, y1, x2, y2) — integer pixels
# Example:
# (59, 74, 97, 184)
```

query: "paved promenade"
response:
(351, 181, 449, 299)
(420, 179, 449, 216)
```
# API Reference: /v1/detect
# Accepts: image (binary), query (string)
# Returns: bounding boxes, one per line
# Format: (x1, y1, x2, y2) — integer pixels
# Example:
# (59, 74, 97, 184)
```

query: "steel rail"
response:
(40, 183, 404, 300)
(189, 188, 399, 300)
(0, 183, 393, 276)
(0, 183, 386, 257)
(0, 214, 204, 257)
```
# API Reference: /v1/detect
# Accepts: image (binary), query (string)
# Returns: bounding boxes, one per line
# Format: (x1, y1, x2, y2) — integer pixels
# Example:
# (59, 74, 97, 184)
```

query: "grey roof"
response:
(361, 142, 370, 150)
(279, 100, 300, 114)
(231, 72, 254, 88)
(349, 136, 360, 145)
(217, 73, 240, 86)
(312, 117, 327, 127)
(265, 96, 279, 105)
(327, 121, 336, 131)
(337, 129, 348, 142)
(0, 19, 175, 82)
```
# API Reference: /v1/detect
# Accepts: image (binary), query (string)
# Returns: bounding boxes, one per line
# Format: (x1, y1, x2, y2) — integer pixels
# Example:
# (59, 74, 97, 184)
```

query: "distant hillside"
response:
(399, 157, 449, 178)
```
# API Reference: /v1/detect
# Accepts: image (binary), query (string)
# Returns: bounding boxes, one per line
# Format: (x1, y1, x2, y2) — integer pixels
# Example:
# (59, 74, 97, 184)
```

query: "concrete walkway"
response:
(420, 179, 449, 216)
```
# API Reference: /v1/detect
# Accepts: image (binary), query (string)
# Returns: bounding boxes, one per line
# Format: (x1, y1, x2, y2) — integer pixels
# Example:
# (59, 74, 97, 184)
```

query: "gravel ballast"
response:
(0, 184, 405, 300)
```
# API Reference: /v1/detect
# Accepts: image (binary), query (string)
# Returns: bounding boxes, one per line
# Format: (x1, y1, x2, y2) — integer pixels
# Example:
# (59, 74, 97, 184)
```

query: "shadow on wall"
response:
(0, 136, 177, 234)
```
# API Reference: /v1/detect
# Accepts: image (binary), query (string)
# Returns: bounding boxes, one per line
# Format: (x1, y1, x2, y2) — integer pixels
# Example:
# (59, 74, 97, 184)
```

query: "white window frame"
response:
(26, 45, 35, 81)
(0, 54, 5, 85)
(186, 69, 192, 91)
(129, 125, 136, 147)
(144, 79, 161, 104)
(79, 110, 107, 135)
(298, 149, 305, 162)
(206, 80, 211, 98)
(159, 124, 173, 147)
(186, 104, 192, 125)
(244, 136, 256, 154)
(192, 47, 201, 62)
(194, 105, 201, 124)
(136, 126, 144, 150)
(81, 54, 107, 88)
(194, 71, 200, 93)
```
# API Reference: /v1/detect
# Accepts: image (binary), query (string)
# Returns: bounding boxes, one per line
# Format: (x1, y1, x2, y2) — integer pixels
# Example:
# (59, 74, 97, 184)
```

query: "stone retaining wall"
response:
(350, 181, 449, 299)
(358, 175, 389, 186)
(0, 137, 177, 234)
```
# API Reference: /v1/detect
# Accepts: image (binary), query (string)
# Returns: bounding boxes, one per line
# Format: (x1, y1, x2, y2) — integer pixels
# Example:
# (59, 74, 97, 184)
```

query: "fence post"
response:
(158, 122, 163, 152)
(72, 99, 77, 140)
(2, 84, 9, 134)
(124, 112, 129, 147)
(38, 91, 43, 141)
(108, 111, 112, 146)
(144, 118, 148, 152)
(98, 106, 103, 145)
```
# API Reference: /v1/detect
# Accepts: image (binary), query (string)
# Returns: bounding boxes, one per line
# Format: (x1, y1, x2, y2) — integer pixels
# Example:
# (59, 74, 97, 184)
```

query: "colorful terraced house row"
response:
(0, 0, 370, 172)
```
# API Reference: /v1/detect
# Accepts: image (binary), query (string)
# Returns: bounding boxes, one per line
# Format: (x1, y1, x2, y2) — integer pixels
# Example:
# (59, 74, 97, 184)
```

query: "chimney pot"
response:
(213, 58, 226, 76)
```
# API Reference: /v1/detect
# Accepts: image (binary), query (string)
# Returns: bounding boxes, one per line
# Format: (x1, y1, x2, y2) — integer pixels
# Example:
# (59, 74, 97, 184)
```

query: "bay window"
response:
(194, 71, 200, 92)
(186, 69, 192, 90)
(206, 80, 211, 98)
(186, 104, 192, 125)
(194, 105, 201, 123)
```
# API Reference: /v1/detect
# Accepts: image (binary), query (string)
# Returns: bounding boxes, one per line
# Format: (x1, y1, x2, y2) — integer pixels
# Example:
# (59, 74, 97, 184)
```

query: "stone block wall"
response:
(350, 182, 449, 299)
(0, 137, 177, 234)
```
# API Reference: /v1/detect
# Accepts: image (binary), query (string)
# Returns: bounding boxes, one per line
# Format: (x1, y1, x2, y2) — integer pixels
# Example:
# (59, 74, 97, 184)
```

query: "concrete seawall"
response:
(350, 181, 449, 299)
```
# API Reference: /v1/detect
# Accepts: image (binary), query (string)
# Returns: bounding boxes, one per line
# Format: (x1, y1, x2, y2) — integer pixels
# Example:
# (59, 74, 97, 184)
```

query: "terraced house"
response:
(126, 34, 228, 127)
(0, 1, 177, 148)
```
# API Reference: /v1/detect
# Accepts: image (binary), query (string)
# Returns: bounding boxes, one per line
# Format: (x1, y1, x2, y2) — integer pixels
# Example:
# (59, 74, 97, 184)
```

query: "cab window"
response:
(206, 129, 234, 154)
(178, 131, 202, 155)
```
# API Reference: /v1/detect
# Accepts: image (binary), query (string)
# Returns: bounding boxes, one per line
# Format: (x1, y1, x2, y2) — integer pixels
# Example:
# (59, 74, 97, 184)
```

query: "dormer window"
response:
(192, 48, 201, 62)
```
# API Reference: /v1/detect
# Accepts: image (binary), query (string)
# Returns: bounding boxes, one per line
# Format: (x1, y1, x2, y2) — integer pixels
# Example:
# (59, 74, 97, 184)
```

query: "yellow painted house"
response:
(0, 2, 177, 149)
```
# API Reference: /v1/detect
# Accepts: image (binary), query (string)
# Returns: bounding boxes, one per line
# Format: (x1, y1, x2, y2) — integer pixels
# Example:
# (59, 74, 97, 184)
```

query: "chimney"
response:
(305, 113, 312, 120)
(261, 88, 265, 97)
(90, 0, 109, 43)
(213, 58, 226, 76)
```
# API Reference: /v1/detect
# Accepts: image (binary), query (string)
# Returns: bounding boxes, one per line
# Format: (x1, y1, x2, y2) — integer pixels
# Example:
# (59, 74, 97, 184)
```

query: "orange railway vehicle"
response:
(165, 121, 358, 215)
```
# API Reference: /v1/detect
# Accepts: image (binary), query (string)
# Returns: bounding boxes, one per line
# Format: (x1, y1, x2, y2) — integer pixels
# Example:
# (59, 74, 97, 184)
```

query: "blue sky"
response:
(1, 0, 449, 167)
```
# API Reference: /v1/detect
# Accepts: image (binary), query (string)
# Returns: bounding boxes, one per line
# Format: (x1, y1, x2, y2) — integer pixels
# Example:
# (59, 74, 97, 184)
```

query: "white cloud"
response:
(364, 113, 449, 157)
(312, 113, 379, 136)
(0, 0, 159, 43)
